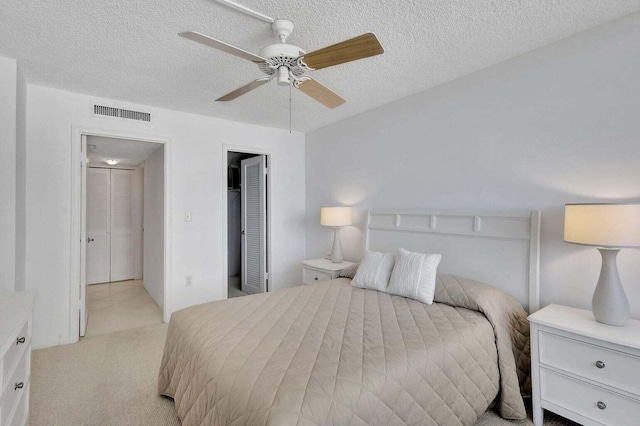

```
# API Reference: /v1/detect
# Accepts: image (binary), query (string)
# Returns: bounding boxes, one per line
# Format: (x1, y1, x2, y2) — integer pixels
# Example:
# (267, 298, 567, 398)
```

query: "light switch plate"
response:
(185, 211, 192, 222)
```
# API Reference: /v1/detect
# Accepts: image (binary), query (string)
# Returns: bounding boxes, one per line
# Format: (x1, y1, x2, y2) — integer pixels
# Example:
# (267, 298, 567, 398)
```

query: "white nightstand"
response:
(302, 258, 355, 285)
(528, 304, 640, 426)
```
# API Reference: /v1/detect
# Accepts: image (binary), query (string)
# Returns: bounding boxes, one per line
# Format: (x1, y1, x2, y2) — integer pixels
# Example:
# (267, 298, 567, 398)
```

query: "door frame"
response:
(222, 144, 272, 297)
(70, 126, 172, 340)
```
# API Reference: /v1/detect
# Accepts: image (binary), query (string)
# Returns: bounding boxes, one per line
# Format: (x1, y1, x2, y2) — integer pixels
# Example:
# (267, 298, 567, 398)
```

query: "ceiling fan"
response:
(179, 1, 384, 109)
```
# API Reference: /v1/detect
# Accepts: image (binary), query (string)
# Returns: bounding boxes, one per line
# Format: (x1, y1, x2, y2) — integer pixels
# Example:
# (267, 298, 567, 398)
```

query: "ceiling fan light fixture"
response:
(277, 67, 290, 86)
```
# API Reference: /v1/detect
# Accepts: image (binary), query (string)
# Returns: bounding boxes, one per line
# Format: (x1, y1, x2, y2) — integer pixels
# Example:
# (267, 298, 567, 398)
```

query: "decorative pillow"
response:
(386, 248, 442, 304)
(350, 251, 395, 292)
(337, 263, 359, 279)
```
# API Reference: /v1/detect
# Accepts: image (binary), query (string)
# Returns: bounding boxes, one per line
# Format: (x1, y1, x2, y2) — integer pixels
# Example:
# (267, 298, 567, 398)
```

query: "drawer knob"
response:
(16, 336, 26, 345)
(597, 401, 606, 410)
(15, 382, 24, 391)
(595, 360, 605, 369)
(314, 277, 318, 280)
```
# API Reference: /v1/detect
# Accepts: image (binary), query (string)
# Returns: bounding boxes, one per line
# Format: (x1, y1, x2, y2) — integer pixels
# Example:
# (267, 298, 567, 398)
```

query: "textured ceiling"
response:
(87, 136, 161, 167)
(2, 1, 639, 132)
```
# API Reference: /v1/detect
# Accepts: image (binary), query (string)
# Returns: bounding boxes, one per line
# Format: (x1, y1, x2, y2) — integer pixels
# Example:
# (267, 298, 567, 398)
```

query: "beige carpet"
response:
(31, 324, 178, 425)
(30, 323, 577, 425)
(86, 280, 163, 337)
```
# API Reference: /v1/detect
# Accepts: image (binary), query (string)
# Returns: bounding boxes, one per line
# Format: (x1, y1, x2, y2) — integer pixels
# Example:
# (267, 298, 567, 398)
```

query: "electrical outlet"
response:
(185, 276, 192, 287)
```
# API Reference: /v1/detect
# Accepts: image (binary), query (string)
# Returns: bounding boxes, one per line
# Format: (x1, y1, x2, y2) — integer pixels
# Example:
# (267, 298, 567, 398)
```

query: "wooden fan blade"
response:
(179, 31, 266, 63)
(216, 78, 270, 102)
(300, 33, 384, 70)
(296, 78, 346, 109)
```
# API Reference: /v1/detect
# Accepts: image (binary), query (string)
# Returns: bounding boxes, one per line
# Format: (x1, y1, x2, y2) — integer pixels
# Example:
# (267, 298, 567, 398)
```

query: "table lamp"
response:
(564, 203, 640, 326)
(320, 207, 352, 263)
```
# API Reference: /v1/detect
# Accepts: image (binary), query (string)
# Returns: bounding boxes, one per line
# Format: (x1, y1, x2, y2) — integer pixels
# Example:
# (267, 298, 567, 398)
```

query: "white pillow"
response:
(350, 251, 395, 292)
(386, 248, 442, 304)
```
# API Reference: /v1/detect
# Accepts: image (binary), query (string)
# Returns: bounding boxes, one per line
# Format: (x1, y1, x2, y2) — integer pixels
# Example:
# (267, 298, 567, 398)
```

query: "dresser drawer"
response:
(540, 331, 640, 395)
(542, 368, 640, 426)
(1, 351, 28, 425)
(2, 319, 30, 386)
(303, 268, 332, 284)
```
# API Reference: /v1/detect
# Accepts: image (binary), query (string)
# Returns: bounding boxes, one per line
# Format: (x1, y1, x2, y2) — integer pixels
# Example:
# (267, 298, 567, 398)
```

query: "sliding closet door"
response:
(110, 169, 134, 282)
(241, 156, 266, 294)
(86, 168, 111, 285)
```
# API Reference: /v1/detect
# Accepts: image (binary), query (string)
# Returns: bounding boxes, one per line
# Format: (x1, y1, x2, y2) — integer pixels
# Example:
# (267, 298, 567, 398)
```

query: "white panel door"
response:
(241, 156, 266, 294)
(86, 168, 111, 285)
(110, 169, 134, 282)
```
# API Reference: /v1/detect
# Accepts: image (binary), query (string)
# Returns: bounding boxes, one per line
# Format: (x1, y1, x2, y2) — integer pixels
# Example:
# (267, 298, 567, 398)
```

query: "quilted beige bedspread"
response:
(158, 275, 530, 425)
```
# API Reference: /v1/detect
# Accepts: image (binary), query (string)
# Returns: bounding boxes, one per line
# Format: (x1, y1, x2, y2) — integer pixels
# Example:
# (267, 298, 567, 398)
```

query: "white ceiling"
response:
(2, 1, 639, 132)
(87, 136, 161, 167)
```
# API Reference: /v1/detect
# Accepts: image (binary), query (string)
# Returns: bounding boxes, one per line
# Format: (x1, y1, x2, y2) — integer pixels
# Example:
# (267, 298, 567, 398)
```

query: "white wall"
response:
(15, 66, 27, 291)
(0, 56, 17, 292)
(26, 86, 306, 348)
(305, 13, 640, 318)
(143, 146, 164, 307)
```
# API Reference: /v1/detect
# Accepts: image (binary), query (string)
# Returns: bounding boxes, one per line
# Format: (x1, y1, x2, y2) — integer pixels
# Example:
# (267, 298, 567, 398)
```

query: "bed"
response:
(158, 209, 540, 425)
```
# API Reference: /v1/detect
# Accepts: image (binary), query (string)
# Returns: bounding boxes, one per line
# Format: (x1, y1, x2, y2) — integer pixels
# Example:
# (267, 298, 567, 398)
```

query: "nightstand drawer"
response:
(540, 331, 640, 395)
(303, 268, 332, 284)
(542, 368, 640, 426)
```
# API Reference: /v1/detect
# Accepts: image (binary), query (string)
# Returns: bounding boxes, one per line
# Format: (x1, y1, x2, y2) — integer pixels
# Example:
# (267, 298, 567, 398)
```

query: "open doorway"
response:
(82, 136, 165, 337)
(227, 151, 270, 298)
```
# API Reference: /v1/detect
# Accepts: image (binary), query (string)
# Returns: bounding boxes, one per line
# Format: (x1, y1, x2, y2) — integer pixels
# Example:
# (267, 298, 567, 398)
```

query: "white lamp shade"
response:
(564, 203, 640, 248)
(320, 207, 352, 227)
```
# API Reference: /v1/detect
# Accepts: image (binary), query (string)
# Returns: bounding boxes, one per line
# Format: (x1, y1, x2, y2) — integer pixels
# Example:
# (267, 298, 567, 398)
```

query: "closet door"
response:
(241, 156, 266, 294)
(86, 168, 111, 284)
(110, 169, 134, 282)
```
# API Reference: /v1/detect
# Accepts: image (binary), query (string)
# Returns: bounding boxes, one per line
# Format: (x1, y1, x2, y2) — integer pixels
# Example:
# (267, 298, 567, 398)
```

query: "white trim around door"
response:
(70, 126, 172, 342)
(222, 144, 273, 298)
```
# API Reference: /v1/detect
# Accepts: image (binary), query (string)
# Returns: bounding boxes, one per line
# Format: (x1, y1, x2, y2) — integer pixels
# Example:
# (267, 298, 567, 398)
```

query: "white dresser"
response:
(529, 304, 640, 426)
(0, 292, 37, 426)
(302, 258, 355, 285)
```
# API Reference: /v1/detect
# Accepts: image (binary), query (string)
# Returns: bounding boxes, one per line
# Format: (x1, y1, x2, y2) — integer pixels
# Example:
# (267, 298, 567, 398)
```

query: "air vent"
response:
(93, 104, 151, 123)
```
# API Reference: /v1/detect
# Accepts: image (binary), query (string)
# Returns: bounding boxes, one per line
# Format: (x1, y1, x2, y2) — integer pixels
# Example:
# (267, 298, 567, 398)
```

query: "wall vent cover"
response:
(93, 104, 152, 123)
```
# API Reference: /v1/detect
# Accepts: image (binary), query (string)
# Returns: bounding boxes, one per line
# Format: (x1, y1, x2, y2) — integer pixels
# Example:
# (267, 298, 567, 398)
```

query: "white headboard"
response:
(365, 209, 541, 312)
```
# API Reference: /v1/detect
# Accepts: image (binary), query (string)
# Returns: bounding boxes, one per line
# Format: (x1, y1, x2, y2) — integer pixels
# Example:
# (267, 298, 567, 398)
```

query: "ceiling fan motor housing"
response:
(256, 19, 307, 85)
(258, 43, 307, 83)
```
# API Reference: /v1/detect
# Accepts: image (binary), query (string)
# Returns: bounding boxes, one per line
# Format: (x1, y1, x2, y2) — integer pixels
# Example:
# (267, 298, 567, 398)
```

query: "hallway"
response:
(86, 280, 162, 336)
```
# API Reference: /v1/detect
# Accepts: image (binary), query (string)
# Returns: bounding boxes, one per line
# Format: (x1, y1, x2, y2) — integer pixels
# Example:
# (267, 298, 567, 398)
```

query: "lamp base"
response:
(330, 227, 344, 263)
(592, 248, 630, 327)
